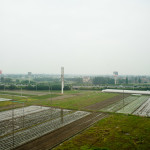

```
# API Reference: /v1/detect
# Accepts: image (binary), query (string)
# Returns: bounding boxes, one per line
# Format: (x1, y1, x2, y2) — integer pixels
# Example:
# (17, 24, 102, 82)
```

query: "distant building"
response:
(113, 71, 118, 76)
(28, 72, 32, 76)
(83, 76, 90, 83)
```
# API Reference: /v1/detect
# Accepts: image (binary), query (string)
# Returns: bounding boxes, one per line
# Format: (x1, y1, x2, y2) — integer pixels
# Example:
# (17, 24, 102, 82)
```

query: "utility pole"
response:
(61, 67, 64, 94)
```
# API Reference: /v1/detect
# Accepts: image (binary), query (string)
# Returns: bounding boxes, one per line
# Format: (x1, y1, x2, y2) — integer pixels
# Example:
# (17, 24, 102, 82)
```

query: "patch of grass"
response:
(50, 92, 118, 110)
(0, 94, 26, 108)
(54, 114, 150, 150)
(0, 101, 13, 107)
(30, 94, 60, 100)
(0, 92, 60, 107)
(0, 91, 117, 110)
(63, 90, 83, 94)
(26, 94, 61, 106)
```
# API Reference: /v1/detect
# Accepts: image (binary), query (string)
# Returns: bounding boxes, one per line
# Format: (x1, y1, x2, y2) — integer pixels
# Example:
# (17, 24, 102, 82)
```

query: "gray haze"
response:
(0, 0, 150, 75)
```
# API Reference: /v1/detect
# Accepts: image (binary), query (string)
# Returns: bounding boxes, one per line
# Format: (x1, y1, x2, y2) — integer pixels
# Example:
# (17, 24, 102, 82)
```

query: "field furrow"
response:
(117, 96, 149, 114)
(101, 96, 137, 112)
(133, 98, 150, 117)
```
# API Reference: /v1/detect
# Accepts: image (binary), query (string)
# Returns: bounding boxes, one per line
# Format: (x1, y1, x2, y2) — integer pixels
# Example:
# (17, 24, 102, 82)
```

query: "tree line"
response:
(0, 84, 71, 90)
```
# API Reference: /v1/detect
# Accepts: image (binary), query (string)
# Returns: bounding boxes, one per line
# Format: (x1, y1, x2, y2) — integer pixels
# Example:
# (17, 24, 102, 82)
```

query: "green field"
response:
(1, 90, 150, 150)
(54, 114, 150, 150)
(50, 92, 118, 110)
(0, 90, 118, 110)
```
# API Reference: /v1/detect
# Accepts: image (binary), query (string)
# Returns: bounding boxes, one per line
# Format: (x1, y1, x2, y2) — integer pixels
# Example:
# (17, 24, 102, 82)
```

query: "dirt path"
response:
(15, 112, 108, 150)
(84, 94, 130, 111)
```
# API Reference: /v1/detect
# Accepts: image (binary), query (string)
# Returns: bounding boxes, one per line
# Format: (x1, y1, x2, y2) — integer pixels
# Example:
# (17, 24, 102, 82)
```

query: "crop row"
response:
(0, 106, 49, 121)
(0, 111, 90, 150)
(117, 96, 149, 114)
(133, 98, 150, 117)
(101, 96, 138, 112)
(0, 108, 71, 136)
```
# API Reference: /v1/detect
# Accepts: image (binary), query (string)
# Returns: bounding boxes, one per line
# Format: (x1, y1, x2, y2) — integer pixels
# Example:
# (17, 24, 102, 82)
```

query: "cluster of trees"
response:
(0, 77, 13, 83)
(0, 84, 71, 90)
(92, 77, 143, 85)
(65, 78, 83, 85)
(0, 77, 84, 85)
(25, 84, 71, 90)
(92, 77, 114, 85)
(33, 77, 59, 83)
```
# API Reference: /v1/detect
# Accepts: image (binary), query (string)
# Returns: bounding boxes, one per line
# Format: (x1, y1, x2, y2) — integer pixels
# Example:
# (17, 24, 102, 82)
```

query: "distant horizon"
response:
(1, 72, 150, 77)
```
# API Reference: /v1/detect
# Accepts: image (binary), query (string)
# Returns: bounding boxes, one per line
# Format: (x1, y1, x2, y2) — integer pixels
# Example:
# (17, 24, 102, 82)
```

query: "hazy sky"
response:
(0, 0, 150, 75)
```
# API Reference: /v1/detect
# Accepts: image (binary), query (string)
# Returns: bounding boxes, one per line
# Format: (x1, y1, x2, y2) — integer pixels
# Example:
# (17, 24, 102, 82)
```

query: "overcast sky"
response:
(0, 0, 150, 75)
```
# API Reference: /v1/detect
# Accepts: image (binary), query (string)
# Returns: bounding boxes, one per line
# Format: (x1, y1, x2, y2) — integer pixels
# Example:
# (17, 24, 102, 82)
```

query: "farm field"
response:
(49, 92, 118, 110)
(0, 90, 119, 111)
(16, 112, 107, 150)
(117, 96, 149, 114)
(54, 114, 150, 150)
(1, 89, 150, 150)
(0, 90, 119, 149)
(101, 96, 137, 112)
(101, 95, 150, 117)
(0, 106, 90, 150)
(133, 98, 150, 117)
(0, 106, 71, 136)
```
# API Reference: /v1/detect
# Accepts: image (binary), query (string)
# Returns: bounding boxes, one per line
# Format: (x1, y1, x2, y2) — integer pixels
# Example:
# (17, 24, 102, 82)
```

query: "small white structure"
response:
(83, 76, 90, 83)
(102, 89, 150, 95)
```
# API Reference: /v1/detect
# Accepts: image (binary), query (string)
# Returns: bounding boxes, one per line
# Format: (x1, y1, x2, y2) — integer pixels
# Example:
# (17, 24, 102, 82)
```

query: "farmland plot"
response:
(0, 106, 50, 121)
(0, 108, 71, 136)
(117, 96, 149, 114)
(101, 96, 137, 112)
(133, 98, 150, 117)
(0, 106, 90, 150)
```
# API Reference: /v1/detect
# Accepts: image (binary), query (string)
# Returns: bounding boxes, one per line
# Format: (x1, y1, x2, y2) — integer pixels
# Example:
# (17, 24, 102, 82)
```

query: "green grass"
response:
(30, 94, 60, 100)
(50, 92, 118, 110)
(0, 91, 118, 110)
(54, 114, 150, 150)
(0, 93, 60, 108)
